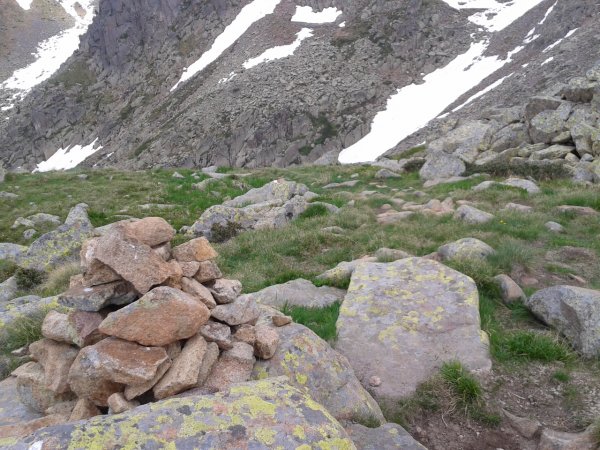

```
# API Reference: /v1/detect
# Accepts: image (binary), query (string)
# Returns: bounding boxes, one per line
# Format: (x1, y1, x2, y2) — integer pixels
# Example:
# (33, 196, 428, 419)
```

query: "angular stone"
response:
(254, 324, 279, 360)
(0, 377, 42, 428)
(122, 217, 175, 247)
(530, 144, 575, 160)
(347, 423, 426, 449)
(502, 409, 542, 439)
(336, 258, 491, 404)
(272, 315, 292, 327)
(529, 109, 569, 144)
(152, 242, 172, 261)
(41, 311, 71, 343)
(153, 334, 207, 399)
(45, 400, 77, 416)
(244, 278, 345, 310)
(7, 378, 354, 449)
(211, 295, 260, 326)
(172, 237, 218, 262)
(502, 203, 533, 213)
(223, 179, 308, 207)
(555, 205, 598, 216)
(69, 398, 101, 421)
(545, 221, 565, 233)
(94, 231, 178, 294)
(199, 321, 233, 350)
(193, 260, 222, 283)
(233, 324, 256, 345)
(377, 210, 415, 225)
(207, 278, 242, 304)
(503, 177, 541, 194)
(205, 342, 256, 391)
(58, 281, 137, 312)
(419, 152, 466, 181)
(0, 414, 67, 441)
(526, 286, 600, 357)
(16, 362, 76, 413)
(538, 425, 597, 450)
(196, 342, 220, 387)
(375, 168, 401, 179)
(494, 275, 526, 305)
(107, 393, 139, 414)
(67, 310, 105, 347)
(454, 205, 495, 224)
(180, 277, 217, 309)
(253, 320, 385, 426)
(28, 339, 79, 393)
(438, 238, 496, 262)
(99, 286, 210, 346)
(316, 257, 378, 285)
(124, 357, 171, 401)
(179, 261, 200, 277)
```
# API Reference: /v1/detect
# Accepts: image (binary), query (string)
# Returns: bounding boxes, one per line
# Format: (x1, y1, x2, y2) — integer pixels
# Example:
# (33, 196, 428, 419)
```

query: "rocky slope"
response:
(5, 0, 598, 171)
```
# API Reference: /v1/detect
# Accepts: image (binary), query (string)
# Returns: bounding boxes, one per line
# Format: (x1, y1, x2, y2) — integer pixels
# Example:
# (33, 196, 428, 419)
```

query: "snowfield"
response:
(338, 0, 560, 163)
(34, 138, 103, 172)
(243, 28, 313, 69)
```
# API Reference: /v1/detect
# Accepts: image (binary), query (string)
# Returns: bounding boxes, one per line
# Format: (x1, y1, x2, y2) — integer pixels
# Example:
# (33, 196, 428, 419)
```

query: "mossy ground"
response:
(1, 164, 600, 445)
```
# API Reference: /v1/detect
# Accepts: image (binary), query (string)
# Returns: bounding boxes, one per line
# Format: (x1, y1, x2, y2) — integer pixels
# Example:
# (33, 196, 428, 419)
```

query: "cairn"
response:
(11, 217, 282, 421)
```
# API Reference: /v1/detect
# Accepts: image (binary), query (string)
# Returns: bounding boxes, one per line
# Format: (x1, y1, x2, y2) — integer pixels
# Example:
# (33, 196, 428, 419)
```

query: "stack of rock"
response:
(11, 217, 281, 422)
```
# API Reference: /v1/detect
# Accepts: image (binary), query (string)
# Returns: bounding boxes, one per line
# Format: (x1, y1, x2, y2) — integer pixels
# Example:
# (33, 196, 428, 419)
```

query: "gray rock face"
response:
(453, 205, 495, 224)
(0, 377, 42, 428)
(526, 285, 600, 357)
(0, 276, 18, 303)
(4, 378, 355, 449)
(336, 258, 491, 404)
(438, 238, 496, 262)
(245, 279, 345, 310)
(419, 152, 466, 181)
(346, 423, 426, 450)
(188, 181, 317, 241)
(253, 322, 385, 426)
(0, 243, 28, 264)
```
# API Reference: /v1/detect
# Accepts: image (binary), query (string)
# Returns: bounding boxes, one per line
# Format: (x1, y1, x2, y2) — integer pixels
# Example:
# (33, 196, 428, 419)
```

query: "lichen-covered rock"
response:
(454, 205, 495, 224)
(245, 278, 346, 310)
(253, 322, 385, 426)
(437, 238, 496, 262)
(529, 108, 569, 143)
(99, 286, 210, 346)
(346, 423, 426, 450)
(223, 179, 308, 207)
(316, 258, 378, 285)
(0, 244, 27, 264)
(419, 152, 466, 181)
(4, 378, 355, 450)
(336, 258, 491, 404)
(526, 285, 600, 357)
(0, 276, 18, 303)
(18, 203, 94, 272)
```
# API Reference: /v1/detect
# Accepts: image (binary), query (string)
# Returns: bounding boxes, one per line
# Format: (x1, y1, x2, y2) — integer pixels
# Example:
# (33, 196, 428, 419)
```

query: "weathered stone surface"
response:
(0, 244, 27, 264)
(323, 180, 359, 189)
(180, 277, 217, 309)
(99, 286, 210, 346)
(503, 177, 542, 194)
(153, 334, 207, 399)
(526, 285, 600, 356)
(272, 315, 292, 327)
(374, 248, 411, 262)
(211, 294, 260, 326)
(45, 401, 77, 417)
(502, 409, 542, 439)
(0, 276, 18, 303)
(254, 324, 279, 360)
(419, 152, 466, 181)
(538, 425, 597, 450)
(124, 356, 171, 401)
(69, 398, 101, 421)
(172, 237, 217, 262)
(0, 377, 42, 428)
(336, 258, 491, 404)
(377, 210, 415, 225)
(67, 310, 105, 347)
(545, 221, 565, 233)
(233, 324, 256, 345)
(122, 217, 175, 247)
(316, 257, 378, 285)
(16, 362, 75, 413)
(67, 345, 125, 407)
(18, 204, 94, 273)
(179, 261, 200, 277)
(0, 414, 67, 441)
(199, 321, 233, 350)
(438, 238, 496, 262)
(196, 342, 220, 387)
(107, 392, 139, 414)
(529, 109, 569, 143)
(502, 202, 533, 213)
(152, 242, 172, 261)
(530, 144, 575, 160)
(375, 168, 401, 179)
(193, 260, 223, 283)
(205, 342, 256, 391)
(58, 281, 137, 312)
(41, 311, 71, 343)
(28, 339, 79, 394)
(0, 296, 63, 342)
(494, 275, 526, 305)
(208, 278, 242, 304)
(253, 320, 384, 426)
(555, 205, 598, 216)
(6, 378, 354, 449)
(93, 231, 177, 294)
(454, 205, 495, 224)
(346, 423, 426, 449)
(245, 278, 345, 310)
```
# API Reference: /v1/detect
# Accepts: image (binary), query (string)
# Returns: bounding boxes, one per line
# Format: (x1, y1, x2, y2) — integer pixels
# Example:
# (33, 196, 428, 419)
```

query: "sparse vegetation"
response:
(282, 302, 340, 342)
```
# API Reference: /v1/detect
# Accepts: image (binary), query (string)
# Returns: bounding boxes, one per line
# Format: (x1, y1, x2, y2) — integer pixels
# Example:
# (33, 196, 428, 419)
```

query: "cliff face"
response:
(1, 0, 599, 170)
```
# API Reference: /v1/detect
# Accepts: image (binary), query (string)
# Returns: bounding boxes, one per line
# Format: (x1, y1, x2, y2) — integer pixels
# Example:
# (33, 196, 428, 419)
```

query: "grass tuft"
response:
(281, 302, 340, 342)
(492, 331, 574, 363)
(440, 361, 482, 404)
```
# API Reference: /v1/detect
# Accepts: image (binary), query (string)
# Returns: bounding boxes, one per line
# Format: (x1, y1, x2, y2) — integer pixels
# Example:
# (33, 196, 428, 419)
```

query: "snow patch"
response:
(541, 56, 554, 66)
(243, 28, 313, 69)
(543, 28, 578, 53)
(218, 72, 237, 84)
(539, 1, 557, 25)
(34, 138, 103, 172)
(171, 0, 281, 91)
(15, 0, 33, 10)
(1, 0, 96, 105)
(291, 6, 342, 24)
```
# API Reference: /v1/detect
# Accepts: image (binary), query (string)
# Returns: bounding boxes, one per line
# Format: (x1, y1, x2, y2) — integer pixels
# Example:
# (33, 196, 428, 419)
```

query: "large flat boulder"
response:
(526, 286, 600, 357)
(253, 320, 384, 426)
(335, 258, 491, 405)
(346, 423, 426, 449)
(2, 378, 356, 449)
(246, 279, 345, 310)
(223, 179, 308, 207)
